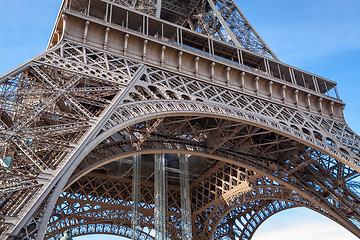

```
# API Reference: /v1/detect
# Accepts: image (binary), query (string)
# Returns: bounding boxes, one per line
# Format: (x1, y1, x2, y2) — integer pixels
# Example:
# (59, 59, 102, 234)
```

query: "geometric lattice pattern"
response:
(1, 0, 360, 239)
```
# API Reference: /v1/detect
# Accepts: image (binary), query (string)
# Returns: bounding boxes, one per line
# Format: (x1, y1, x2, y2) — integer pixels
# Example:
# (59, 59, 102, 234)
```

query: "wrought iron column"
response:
(156, 0, 162, 18)
(179, 154, 193, 239)
(154, 153, 167, 239)
(131, 155, 141, 239)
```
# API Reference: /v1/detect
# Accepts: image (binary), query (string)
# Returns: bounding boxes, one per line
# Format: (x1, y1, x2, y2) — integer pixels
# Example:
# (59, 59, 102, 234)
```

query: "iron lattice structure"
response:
(0, 0, 360, 239)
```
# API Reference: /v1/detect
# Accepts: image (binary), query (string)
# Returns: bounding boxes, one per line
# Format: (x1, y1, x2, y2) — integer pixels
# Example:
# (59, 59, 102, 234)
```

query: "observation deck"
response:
(50, 0, 340, 103)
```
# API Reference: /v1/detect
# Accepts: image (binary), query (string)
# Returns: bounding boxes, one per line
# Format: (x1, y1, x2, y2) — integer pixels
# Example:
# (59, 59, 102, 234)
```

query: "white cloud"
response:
(252, 208, 358, 240)
(253, 222, 358, 240)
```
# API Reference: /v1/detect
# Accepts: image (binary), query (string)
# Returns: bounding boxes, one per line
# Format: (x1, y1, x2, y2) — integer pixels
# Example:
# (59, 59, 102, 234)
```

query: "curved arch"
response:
(198, 183, 327, 239)
(242, 201, 297, 240)
(66, 143, 270, 190)
(65, 145, 330, 219)
(99, 100, 359, 171)
(57, 99, 360, 205)
(39, 101, 360, 239)
(47, 217, 154, 240)
(212, 200, 297, 239)
(46, 173, 182, 239)
(61, 139, 351, 236)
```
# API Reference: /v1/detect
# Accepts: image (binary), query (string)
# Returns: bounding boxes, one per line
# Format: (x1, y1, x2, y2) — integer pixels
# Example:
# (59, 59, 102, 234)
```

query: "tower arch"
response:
(1, 1, 360, 239)
(40, 113, 360, 239)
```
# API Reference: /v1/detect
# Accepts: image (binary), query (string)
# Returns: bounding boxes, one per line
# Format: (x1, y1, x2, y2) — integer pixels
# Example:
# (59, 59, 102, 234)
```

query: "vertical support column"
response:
(109, 4, 113, 23)
(240, 72, 245, 90)
(294, 89, 299, 107)
(210, 62, 215, 81)
(178, 51, 183, 72)
(82, 47, 87, 65)
(307, 94, 312, 110)
(255, 76, 259, 95)
(60, 45, 64, 58)
(124, 34, 129, 56)
(87, 0, 91, 15)
(179, 154, 193, 240)
(131, 155, 141, 239)
(289, 68, 296, 84)
(142, 16, 146, 34)
(277, 64, 282, 80)
(268, 81, 273, 99)
(176, 28, 180, 46)
(83, 21, 90, 43)
(312, 76, 320, 93)
(318, 97, 323, 114)
(160, 46, 166, 67)
(105, 2, 109, 22)
(226, 67, 230, 86)
(156, 0, 162, 18)
(66, 0, 71, 9)
(104, 27, 110, 50)
(142, 40, 148, 61)
(194, 57, 199, 76)
(281, 85, 287, 104)
(180, 28, 183, 47)
(126, 11, 129, 28)
(154, 154, 167, 240)
(330, 101, 335, 117)
(238, 49, 244, 66)
(208, 39, 212, 57)
(265, 59, 271, 75)
(62, 14, 68, 37)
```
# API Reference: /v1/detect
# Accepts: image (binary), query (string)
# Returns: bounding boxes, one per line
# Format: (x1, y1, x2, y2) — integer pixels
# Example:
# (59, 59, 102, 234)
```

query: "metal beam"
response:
(154, 153, 167, 239)
(229, 0, 280, 61)
(207, 0, 242, 48)
(179, 154, 193, 240)
(156, 0, 162, 18)
(131, 154, 141, 239)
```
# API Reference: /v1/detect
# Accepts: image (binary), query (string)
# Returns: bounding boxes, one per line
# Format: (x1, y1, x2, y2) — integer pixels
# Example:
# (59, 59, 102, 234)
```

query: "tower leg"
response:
(179, 154, 193, 240)
(154, 154, 167, 240)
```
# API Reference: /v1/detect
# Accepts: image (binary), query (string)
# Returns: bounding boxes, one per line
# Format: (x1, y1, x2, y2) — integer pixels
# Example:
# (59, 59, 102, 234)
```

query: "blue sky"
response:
(0, 0, 359, 239)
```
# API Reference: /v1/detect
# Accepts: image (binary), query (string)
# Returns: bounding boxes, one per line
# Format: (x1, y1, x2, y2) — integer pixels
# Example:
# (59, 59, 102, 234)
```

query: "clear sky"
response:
(0, 0, 359, 239)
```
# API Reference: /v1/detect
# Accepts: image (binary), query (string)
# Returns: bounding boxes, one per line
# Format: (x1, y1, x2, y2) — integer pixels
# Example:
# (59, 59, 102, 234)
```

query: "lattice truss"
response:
(0, 42, 144, 237)
(120, 66, 360, 165)
(2, 40, 360, 239)
(46, 115, 360, 239)
(112, 0, 159, 16)
(191, 0, 274, 58)
(110, 0, 277, 59)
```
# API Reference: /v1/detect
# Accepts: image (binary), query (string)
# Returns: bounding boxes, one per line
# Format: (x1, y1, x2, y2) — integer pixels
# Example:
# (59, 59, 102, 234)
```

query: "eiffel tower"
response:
(1, 0, 360, 239)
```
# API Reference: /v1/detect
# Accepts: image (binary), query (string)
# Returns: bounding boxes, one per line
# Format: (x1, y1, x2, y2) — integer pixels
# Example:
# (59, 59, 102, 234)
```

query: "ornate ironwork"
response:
(0, 0, 359, 239)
